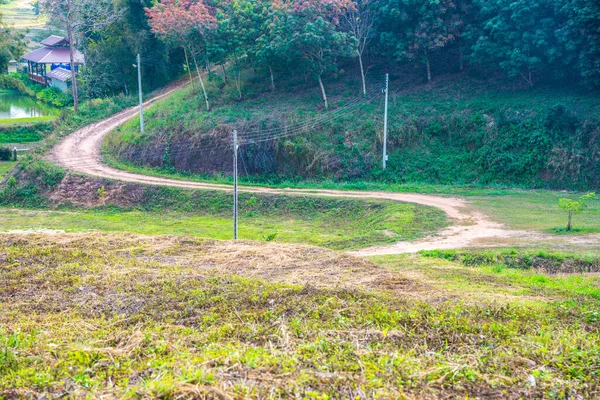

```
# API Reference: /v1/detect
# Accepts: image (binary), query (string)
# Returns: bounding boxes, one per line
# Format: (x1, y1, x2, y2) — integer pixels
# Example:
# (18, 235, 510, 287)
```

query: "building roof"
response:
(40, 35, 68, 47)
(21, 46, 85, 64)
(47, 67, 72, 82)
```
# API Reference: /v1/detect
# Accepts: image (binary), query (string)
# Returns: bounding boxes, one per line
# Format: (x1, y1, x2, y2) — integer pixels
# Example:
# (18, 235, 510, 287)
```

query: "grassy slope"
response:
(0, 191, 447, 250)
(1, 234, 599, 398)
(104, 69, 600, 190)
(103, 156, 600, 234)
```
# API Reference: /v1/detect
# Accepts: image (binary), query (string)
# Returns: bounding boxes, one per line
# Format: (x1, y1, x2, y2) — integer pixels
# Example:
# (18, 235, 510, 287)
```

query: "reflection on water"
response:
(0, 91, 60, 119)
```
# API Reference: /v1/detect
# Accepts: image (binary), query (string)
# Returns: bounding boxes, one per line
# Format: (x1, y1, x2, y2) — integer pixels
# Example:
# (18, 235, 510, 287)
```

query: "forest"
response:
(72, 0, 600, 99)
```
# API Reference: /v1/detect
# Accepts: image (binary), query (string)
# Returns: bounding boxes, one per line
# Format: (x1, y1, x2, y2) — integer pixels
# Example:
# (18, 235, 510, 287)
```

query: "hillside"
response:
(103, 70, 600, 191)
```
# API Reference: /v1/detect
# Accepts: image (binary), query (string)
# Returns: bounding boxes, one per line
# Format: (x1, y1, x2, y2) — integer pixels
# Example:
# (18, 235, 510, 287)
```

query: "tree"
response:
(341, 0, 373, 95)
(146, 0, 215, 110)
(272, 0, 356, 109)
(0, 15, 26, 73)
(469, 0, 568, 87)
(558, 0, 600, 87)
(558, 192, 596, 231)
(376, 0, 461, 83)
(42, 0, 121, 111)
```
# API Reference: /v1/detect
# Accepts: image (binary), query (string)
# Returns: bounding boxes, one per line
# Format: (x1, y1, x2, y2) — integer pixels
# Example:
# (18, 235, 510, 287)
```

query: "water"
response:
(0, 91, 60, 119)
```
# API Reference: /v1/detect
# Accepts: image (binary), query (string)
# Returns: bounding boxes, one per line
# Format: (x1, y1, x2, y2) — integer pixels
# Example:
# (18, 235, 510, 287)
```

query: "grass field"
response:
(472, 191, 600, 234)
(102, 157, 600, 235)
(0, 116, 56, 127)
(0, 0, 47, 28)
(0, 192, 447, 250)
(0, 234, 598, 398)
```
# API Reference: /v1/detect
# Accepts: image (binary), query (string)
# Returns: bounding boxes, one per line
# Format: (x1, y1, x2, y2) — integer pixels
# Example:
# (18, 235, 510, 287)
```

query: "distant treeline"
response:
(76, 0, 600, 99)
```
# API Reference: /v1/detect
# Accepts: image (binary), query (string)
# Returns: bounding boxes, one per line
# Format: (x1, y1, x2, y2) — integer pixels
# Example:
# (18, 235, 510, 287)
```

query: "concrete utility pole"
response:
(383, 73, 389, 170)
(233, 130, 239, 240)
(137, 54, 144, 134)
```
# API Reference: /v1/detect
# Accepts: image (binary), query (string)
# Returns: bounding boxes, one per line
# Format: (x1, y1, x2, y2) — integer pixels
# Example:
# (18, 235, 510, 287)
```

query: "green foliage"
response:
(0, 122, 52, 143)
(36, 87, 71, 107)
(22, 160, 65, 188)
(0, 147, 11, 161)
(558, 192, 596, 231)
(420, 248, 600, 273)
(0, 75, 34, 97)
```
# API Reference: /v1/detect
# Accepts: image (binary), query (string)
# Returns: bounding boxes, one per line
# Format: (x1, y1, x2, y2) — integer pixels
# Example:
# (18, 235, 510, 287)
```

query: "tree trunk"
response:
(235, 69, 242, 100)
(459, 43, 464, 71)
(192, 52, 210, 111)
(425, 51, 432, 83)
(67, 17, 79, 112)
(567, 211, 572, 231)
(318, 74, 328, 110)
(183, 47, 194, 87)
(221, 64, 227, 85)
(205, 58, 211, 75)
(269, 65, 275, 93)
(358, 51, 366, 96)
(124, 82, 128, 96)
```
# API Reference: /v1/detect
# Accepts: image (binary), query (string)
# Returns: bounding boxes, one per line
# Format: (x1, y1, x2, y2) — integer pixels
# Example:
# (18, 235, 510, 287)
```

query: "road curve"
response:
(49, 82, 534, 255)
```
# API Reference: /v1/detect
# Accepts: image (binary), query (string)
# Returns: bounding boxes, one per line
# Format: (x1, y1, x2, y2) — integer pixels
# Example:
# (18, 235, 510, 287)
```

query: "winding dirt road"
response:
(49, 82, 550, 255)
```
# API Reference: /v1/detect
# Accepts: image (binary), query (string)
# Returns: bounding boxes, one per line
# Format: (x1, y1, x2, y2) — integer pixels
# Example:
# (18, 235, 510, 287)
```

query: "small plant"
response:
(97, 186, 107, 199)
(558, 192, 596, 231)
(263, 232, 278, 242)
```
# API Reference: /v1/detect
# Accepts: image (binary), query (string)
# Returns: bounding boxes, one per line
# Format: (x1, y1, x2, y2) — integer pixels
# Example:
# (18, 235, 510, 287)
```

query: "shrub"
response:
(36, 87, 72, 107)
(0, 147, 12, 161)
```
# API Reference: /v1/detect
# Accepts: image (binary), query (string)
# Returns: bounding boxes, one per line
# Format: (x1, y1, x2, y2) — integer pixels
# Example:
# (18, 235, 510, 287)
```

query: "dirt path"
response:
(49, 82, 556, 255)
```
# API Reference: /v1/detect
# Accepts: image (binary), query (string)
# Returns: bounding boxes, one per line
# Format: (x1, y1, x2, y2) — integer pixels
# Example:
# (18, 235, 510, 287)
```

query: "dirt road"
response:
(49, 83, 557, 255)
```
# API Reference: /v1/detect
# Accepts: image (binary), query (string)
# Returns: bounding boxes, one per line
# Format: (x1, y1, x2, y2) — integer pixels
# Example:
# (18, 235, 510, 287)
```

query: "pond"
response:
(0, 91, 60, 119)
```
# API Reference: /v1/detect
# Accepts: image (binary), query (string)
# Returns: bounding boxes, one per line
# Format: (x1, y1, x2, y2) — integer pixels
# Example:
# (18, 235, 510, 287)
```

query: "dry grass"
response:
(1, 233, 599, 398)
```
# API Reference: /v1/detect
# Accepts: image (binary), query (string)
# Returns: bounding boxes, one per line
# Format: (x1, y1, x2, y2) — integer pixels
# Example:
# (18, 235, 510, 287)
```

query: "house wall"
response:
(50, 78, 69, 92)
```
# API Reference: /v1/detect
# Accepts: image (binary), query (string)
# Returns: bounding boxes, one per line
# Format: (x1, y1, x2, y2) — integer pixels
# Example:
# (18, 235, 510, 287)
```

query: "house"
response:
(47, 67, 72, 91)
(21, 35, 85, 91)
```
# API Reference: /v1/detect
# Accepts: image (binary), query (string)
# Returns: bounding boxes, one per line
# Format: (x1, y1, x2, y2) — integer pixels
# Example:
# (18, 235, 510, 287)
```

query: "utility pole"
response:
(233, 130, 239, 240)
(137, 54, 144, 134)
(383, 73, 389, 170)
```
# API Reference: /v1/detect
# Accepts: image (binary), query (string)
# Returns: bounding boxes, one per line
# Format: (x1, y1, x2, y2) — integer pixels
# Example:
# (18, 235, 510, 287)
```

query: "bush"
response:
(36, 87, 72, 107)
(0, 147, 12, 161)
(0, 75, 35, 97)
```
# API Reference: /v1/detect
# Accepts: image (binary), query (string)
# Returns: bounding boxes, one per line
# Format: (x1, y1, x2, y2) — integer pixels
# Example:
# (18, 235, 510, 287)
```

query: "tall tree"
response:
(146, 0, 215, 110)
(0, 15, 26, 73)
(376, 0, 461, 83)
(272, 0, 356, 109)
(341, 0, 374, 95)
(42, 0, 121, 111)
(469, 0, 567, 87)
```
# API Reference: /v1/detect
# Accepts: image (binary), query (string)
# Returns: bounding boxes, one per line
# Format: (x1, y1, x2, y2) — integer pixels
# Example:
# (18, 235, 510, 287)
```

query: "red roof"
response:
(40, 35, 68, 47)
(22, 47, 85, 64)
(47, 67, 72, 82)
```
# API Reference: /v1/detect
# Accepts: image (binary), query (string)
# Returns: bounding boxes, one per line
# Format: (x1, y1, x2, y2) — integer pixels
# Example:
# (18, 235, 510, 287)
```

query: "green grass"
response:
(0, 116, 56, 127)
(472, 191, 600, 234)
(104, 155, 600, 235)
(103, 68, 600, 191)
(0, 191, 447, 250)
(1, 234, 599, 397)
(0, 161, 16, 178)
